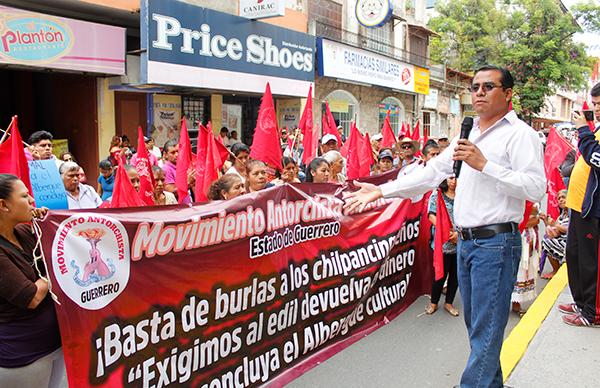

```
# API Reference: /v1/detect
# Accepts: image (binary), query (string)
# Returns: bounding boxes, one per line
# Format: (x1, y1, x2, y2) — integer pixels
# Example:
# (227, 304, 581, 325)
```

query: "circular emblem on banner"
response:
(402, 68, 412, 85)
(51, 213, 130, 310)
(356, 0, 394, 28)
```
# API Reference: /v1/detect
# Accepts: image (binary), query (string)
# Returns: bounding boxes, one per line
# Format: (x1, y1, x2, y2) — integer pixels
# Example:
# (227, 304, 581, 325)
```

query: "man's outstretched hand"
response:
(343, 181, 383, 213)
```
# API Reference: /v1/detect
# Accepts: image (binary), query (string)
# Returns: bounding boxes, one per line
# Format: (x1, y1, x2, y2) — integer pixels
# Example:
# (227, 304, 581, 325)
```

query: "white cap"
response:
(321, 133, 338, 144)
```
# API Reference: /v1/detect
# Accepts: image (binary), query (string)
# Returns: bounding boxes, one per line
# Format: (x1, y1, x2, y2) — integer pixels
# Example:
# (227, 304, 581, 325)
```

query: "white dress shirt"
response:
(67, 183, 103, 209)
(380, 110, 546, 228)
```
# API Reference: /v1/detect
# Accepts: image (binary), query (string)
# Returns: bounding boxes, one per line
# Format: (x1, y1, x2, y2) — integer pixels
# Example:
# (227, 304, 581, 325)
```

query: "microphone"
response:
(453, 116, 474, 177)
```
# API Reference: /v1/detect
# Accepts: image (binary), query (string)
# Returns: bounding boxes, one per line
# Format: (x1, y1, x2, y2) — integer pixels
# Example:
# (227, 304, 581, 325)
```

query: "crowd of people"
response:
(2, 66, 600, 388)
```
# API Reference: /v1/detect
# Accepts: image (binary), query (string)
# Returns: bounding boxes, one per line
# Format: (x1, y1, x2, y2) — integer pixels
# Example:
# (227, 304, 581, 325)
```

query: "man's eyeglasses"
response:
(468, 83, 507, 93)
(401, 145, 413, 149)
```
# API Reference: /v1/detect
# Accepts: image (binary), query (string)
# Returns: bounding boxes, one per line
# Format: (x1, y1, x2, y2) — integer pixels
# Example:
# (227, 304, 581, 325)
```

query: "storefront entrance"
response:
(0, 69, 99, 184)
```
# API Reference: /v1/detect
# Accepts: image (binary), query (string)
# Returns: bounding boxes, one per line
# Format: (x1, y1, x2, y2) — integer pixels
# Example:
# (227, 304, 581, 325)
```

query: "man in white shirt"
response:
(345, 65, 546, 388)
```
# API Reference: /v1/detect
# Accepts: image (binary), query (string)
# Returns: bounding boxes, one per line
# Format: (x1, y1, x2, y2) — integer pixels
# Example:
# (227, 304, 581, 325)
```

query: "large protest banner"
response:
(41, 175, 433, 388)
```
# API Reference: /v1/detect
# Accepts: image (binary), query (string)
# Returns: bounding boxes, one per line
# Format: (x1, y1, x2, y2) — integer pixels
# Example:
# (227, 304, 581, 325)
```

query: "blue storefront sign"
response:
(141, 0, 315, 97)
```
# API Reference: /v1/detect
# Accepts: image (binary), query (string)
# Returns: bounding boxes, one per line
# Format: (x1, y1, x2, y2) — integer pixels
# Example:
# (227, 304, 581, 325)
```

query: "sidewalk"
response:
(505, 267, 600, 388)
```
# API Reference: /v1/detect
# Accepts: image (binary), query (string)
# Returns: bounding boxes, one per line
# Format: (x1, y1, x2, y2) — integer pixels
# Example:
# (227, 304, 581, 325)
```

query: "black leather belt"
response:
(457, 222, 517, 240)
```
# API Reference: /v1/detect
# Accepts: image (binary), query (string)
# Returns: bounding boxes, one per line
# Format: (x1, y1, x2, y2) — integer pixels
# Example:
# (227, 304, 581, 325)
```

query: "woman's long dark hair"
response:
(0, 173, 19, 200)
(305, 158, 329, 183)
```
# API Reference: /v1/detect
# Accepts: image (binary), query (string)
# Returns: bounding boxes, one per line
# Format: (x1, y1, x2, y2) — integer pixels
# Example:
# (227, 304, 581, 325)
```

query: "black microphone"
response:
(453, 116, 474, 177)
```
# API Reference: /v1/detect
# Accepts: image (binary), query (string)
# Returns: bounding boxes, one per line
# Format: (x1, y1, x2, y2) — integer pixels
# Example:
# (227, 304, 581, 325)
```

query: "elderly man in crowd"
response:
(60, 161, 102, 209)
(320, 134, 339, 155)
(396, 137, 421, 167)
(438, 133, 450, 152)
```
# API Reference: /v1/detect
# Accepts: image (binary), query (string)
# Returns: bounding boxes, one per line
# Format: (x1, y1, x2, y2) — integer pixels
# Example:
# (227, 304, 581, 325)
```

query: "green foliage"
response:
(572, 0, 600, 33)
(428, 0, 593, 118)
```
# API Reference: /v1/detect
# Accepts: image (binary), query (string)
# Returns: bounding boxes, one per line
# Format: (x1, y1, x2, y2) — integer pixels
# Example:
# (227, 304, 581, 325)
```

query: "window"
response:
(378, 97, 405, 136)
(308, 0, 342, 28)
(366, 22, 392, 55)
(422, 112, 431, 137)
(409, 28, 428, 67)
(322, 90, 359, 139)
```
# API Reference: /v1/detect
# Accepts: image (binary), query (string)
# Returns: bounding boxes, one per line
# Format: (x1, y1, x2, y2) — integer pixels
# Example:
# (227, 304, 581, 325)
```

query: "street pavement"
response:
(285, 267, 600, 388)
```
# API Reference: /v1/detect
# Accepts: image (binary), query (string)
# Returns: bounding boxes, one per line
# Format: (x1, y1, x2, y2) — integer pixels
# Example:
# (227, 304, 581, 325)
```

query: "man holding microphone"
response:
(345, 65, 546, 388)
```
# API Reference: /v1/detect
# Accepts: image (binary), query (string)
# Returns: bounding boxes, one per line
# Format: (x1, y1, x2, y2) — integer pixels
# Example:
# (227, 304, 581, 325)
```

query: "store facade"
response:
(315, 37, 430, 137)
(0, 5, 126, 184)
(127, 0, 315, 146)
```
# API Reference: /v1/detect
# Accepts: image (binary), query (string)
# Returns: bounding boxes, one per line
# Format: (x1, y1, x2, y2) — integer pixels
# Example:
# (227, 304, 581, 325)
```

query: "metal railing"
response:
(311, 20, 445, 80)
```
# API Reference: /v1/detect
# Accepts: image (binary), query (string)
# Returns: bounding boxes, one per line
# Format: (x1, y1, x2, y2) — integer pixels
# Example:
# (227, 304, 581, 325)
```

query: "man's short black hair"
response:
(163, 139, 178, 154)
(28, 130, 53, 145)
(220, 127, 228, 133)
(423, 140, 440, 156)
(591, 82, 600, 97)
(474, 65, 514, 89)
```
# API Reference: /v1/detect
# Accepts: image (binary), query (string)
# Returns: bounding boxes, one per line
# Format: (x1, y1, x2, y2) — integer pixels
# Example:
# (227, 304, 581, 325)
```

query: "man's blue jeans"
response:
(457, 227, 521, 388)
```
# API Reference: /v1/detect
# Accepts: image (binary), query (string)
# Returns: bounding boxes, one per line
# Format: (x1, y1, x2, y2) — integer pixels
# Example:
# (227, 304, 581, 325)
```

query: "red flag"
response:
(299, 87, 314, 167)
(134, 126, 155, 206)
(412, 121, 423, 158)
(433, 189, 452, 281)
(208, 122, 230, 167)
(195, 123, 230, 202)
(109, 158, 145, 208)
(311, 123, 320, 161)
(547, 167, 567, 220)
(0, 117, 34, 197)
(249, 83, 283, 170)
(345, 122, 362, 180)
(518, 201, 534, 233)
(420, 128, 429, 153)
(195, 124, 215, 202)
(380, 110, 397, 150)
(324, 100, 343, 144)
(399, 121, 407, 138)
(359, 132, 375, 177)
(411, 120, 420, 141)
(176, 118, 192, 203)
(543, 127, 574, 219)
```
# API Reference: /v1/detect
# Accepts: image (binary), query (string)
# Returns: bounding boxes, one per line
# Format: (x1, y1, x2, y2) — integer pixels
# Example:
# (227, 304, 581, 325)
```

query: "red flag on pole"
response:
(323, 100, 342, 144)
(433, 189, 452, 281)
(134, 126, 155, 206)
(0, 117, 34, 197)
(207, 122, 230, 167)
(359, 132, 375, 177)
(411, 120, 420, 141)
(380, 110, 397, 150)
(299, 87, 314, 167)
(543, 127, 574, 219)
(109, 158, 145, 208)
(175, 118, 192, 203)
(311, 123, 320, 162)
(249, 83, 283, 171)
(399, 121, 407, 138)
(195, 123, 230, 202)
(518, 201, 534, 232)
(345, 122, 362, 180)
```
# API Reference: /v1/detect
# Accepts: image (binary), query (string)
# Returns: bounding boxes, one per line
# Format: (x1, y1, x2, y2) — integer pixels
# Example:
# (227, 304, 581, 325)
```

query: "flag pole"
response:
(196, 121, 246, 168)
(0, 117, 20, 147)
